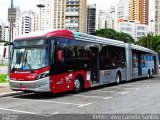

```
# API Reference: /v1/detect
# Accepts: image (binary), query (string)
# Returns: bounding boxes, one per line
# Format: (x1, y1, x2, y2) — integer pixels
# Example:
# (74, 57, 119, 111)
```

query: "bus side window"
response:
(56, 38, 68, 65)
(51, 40, 55, 64)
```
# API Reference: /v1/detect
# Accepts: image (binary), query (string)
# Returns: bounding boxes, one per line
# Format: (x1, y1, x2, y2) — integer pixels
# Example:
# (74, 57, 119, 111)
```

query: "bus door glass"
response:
(90, 47, 99, 84)
(136, 52, 142, 76)
(153, 56, 157, 74)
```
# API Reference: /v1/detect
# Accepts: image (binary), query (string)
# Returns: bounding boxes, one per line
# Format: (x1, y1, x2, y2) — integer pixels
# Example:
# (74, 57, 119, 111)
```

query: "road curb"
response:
(0, 91, 23, 97)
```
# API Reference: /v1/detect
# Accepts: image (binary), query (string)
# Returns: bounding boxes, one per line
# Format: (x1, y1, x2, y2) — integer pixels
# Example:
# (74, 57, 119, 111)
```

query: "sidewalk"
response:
(0, 83, 12, 94)
(0, 82, 22, 97)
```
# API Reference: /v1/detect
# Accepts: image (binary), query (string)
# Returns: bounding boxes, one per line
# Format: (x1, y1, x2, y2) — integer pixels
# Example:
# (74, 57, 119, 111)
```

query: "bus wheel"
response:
(147, 71, 150, 78)
(74, 77, 82, 93)
(150, 69, 154, 78)
(115, 73, 121, 85)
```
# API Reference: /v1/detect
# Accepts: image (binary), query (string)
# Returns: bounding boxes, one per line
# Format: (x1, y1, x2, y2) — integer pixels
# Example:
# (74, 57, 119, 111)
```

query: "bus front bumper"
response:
(9, 77, 51, 92)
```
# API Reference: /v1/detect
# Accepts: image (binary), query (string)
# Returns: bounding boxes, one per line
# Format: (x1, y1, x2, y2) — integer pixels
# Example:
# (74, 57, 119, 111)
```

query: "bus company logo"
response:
(101, 71, 111, 76)
(26, 75, 35, 79)
(65, 74, 73, 83)
(56, 79, 64, 85)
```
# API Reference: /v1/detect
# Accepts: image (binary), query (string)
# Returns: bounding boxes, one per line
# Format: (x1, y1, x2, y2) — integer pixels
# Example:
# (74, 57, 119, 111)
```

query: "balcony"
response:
(66, 12, 79, 17)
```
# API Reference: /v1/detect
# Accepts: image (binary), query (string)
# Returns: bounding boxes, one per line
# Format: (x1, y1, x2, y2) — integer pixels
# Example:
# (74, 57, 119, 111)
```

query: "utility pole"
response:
(150, 20, 154, 50)
(8, 0, 13, 76)
(37, 4, 45, 31)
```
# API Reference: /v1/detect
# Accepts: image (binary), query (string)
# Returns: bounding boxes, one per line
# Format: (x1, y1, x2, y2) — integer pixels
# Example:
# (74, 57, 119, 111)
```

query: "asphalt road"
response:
(0, 75, 160, 120)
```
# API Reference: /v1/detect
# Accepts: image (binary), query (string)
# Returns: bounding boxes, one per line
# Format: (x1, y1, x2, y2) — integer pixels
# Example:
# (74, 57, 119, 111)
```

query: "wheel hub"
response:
(74, 79, 80, 89)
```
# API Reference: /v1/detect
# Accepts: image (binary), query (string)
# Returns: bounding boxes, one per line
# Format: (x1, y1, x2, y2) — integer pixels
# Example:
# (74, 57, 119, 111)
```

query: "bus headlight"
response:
(36, 71, 49, 80)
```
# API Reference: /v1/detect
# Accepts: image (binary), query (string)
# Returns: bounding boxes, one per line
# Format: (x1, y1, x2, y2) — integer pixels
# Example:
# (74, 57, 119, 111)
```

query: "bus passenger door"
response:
(138, 53, 142, 76)
(153, 56, 157, 74)
(90, 47, 100, 84)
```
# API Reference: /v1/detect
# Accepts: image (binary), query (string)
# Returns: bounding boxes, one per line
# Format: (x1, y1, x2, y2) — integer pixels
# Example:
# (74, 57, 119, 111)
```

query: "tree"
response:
(136, 34, 160, 52)
(117, 32, 134, 43)
(95, 29, 117, 39)
(95, 28, 135, 43)
(136, 36, 147, 47)
(0, 40, 6, 43)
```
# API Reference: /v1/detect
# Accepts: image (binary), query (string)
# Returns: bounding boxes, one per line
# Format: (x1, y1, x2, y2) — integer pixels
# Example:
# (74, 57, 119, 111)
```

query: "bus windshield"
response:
(11, 47, 49, 71)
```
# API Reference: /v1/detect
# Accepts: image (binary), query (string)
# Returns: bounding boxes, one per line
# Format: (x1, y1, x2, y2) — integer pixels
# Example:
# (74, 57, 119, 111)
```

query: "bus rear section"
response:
(126, 44, 159, 80)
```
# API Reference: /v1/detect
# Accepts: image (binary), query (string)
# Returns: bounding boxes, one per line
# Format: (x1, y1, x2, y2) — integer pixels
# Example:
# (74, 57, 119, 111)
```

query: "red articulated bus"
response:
(4, 29, 159, 93)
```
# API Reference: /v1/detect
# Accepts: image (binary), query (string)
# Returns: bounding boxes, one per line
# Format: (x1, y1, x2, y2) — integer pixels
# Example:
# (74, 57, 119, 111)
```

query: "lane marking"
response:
(30, 99, 82, 106)
(135, 88, 141, 90)
(95, 90, 118, 93)
(44, 112, 59, 116)
(3, 97, 84, 106)
(0, 92, 23, 97)
(120, 92, 129, 94)
(77, 103, 92, 108)
(104, 97, 113, 100)
(122, 84, 136, 87)
(95, 90, 128, 94)
(124, 88, 141, 90)
(0, 107, 39, 115)
(4, 97, 93, 108)
(52, 112, 59, 115)
(70, 94, 106, 99)
(108, 86, 117, 88)
(146, 85, 151, 87)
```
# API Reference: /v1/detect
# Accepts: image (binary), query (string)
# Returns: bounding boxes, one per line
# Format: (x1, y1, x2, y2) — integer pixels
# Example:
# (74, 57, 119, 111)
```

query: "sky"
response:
(0, 0, 154, 26)
(0, 0, 117, 24)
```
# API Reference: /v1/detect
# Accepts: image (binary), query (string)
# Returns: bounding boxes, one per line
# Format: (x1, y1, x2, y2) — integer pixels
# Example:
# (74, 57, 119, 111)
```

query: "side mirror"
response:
(57, 50, 63, 62)
(3, 47, 6, 58)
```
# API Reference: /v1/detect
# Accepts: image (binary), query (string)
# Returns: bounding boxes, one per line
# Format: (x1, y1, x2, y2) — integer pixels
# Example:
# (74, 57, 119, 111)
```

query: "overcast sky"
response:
(0, 0, 154, 26)
(0, 0, 119, 24)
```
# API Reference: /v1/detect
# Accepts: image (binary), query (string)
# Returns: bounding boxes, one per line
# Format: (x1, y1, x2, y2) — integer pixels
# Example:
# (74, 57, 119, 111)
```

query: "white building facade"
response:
(155, 0, 160, 35)
(97, 10, 107, 30)
(117, 0, 129, 20)
(15, 10, 39, 37)
(2, 25, 9, 42)
(105, 6, 116, 29)
(66, 0, 87, 32)
(117, 21, 148, 41)
(39, 0, 87, 32)
(39, 0, 65, 30)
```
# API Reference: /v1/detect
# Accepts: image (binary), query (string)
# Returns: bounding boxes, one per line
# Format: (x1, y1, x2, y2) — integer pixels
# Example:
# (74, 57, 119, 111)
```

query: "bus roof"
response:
(14, 29, 157, 54)
(73, 31, 125, 47)
(131, 44, 157, 55)
(15, 29, 75, 40)
(15, 29, 125, 47)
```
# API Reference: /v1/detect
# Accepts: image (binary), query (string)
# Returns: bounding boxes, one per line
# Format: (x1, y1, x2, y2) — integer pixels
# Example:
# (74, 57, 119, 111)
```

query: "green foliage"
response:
(136, 34, 160, 52)
(0, 40, 6, 43)
(136, 36, 147, 47)
(95, 28, 135, 43)
(0, 74, 8, 83)
(0, 63, 7, 66)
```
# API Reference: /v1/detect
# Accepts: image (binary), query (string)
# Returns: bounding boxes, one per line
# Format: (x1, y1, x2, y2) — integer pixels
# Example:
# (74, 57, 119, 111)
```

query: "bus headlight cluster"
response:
(36, 71, 49, 80)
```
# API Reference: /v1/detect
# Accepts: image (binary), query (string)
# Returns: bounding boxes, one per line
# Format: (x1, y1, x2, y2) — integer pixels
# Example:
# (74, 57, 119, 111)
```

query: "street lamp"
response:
(150, 19, 154, 34)
(9, 0, 13, 43)
(37, 4, 45, 31)
(8, 0, 14, 75)
(149, 20, 154, 50)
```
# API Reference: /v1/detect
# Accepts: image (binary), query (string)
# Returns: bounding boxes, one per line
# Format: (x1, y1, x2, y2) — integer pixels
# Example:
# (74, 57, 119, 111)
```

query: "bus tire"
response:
(147, 70, 150, 78)
(150, 69, 154, 78)
(115, 73, 121, 85)
(74, 77, 82, 93)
